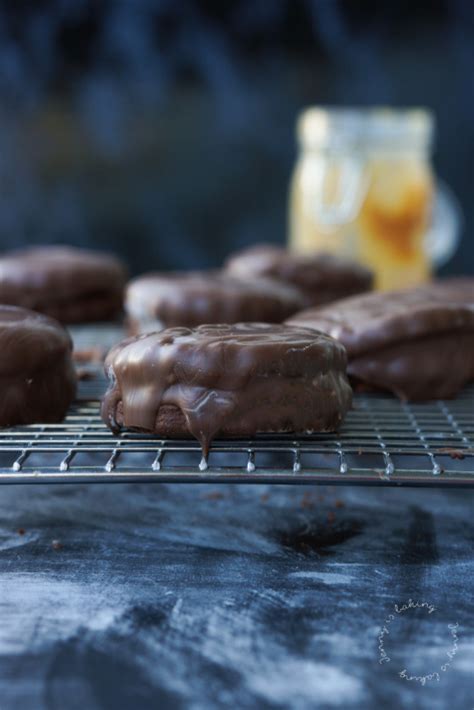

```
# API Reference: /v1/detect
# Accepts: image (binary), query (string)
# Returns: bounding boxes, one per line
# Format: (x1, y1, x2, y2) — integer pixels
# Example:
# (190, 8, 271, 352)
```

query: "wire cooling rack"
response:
(0, 323, 472, 486)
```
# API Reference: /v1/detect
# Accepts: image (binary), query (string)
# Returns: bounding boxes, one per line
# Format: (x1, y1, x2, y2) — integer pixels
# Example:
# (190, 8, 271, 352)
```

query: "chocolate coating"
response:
(0, 246, 127, 323)
(125, 271, 305, 332)
(101, 323, 352, 453)
(225, 244, 373, 306)
(287, 278, 474, 400)
(0, 306, 76, 426)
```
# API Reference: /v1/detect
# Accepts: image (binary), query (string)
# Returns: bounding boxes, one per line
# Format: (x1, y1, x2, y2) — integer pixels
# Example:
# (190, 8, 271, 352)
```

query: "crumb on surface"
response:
(51, 539, 63, 550)
(438, 447, 467, 460)
(300, 491, 315, 509)
(17, 528, 25, 535)
(76, 368, 96, 381)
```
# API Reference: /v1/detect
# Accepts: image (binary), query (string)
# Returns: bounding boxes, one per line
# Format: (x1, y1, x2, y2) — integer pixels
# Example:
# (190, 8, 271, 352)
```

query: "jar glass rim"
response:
(298, 106, 435, 152)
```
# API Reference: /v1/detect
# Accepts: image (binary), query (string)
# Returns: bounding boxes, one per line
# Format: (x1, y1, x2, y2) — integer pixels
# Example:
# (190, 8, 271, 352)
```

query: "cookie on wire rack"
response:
(101, 323, 352, 455)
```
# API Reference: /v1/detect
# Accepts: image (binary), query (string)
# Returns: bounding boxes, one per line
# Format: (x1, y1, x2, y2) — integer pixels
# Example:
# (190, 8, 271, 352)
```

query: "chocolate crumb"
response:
(327, 511, 335, 524)
(76, 368, 96, 381)
(438, 447, 467, 460)
(17, 528, 25, 535)
(51, 539, 63, 550)
(335, 499, 345, 508)
(300, 491, 315, 509)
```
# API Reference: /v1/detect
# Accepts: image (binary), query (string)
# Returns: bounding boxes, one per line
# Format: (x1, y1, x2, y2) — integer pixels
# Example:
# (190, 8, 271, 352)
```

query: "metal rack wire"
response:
(0, 325, 471, 486)
(0, 362, 473, 486)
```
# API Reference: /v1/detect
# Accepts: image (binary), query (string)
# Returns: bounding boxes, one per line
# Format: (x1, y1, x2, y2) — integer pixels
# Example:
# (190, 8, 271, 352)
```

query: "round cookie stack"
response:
(0, 306, 76, 426)
(287, 278, 474, 400)
(0, 246, 127, 323)
(101, 323, 352, 454)
(125, 270, 306, 333)
(225, 243, 373, 307)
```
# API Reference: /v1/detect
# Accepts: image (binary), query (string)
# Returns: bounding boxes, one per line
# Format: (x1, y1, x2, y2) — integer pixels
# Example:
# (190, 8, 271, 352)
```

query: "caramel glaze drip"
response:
(101, 323, 352, 456)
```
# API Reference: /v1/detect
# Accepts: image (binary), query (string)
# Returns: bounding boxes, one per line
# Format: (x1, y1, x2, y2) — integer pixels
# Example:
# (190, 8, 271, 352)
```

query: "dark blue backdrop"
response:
(0, 0, 472, 276)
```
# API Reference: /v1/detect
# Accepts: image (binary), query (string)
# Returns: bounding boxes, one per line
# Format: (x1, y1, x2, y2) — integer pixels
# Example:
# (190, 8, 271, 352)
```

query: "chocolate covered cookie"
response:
(287, 279, 474, 400)
(0, 306, 76, 426)
(101, 323, 352, 453)
(125, 271, 305, 332)
(0, 246, 127, 323)
(225, 244, 373, 306)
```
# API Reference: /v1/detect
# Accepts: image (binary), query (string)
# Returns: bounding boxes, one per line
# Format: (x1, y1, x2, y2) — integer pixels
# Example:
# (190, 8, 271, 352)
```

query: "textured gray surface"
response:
(0, 482, 472, 709)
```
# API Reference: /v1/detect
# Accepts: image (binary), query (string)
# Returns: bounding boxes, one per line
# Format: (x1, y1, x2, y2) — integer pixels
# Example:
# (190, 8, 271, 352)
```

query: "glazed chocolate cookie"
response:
(101, 323, 352, 453)
(0, 306, 76, 426)
(225, 244, 373, 306)
(287, 278, 474, 400)
(0, 246, 127, 323)
(125, 271, 305, 332)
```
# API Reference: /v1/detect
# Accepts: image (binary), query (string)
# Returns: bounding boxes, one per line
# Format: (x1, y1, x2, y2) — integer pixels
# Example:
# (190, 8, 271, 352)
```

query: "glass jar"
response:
(289, 107, 460, 290)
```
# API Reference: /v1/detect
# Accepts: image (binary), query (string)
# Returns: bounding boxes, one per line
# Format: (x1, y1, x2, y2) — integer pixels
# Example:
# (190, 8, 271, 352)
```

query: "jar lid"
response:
(298, 107, 434, 152)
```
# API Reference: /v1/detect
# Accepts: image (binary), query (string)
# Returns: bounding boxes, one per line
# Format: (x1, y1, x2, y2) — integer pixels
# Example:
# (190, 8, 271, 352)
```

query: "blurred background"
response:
(0, 0, 473, 276)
